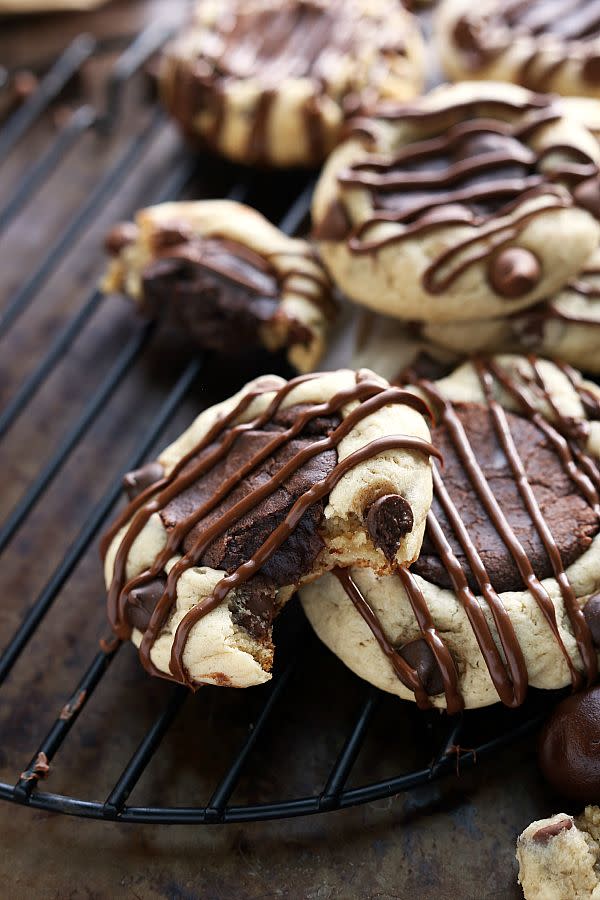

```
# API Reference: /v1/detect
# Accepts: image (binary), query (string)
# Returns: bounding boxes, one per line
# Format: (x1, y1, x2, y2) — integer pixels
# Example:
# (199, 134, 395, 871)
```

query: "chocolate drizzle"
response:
(335, 357, 600, 712)
(102, 373, 438, 687)
(163, 0, 410, 165)
(329, 96, 599, 294)
(453, 1, 600, 91)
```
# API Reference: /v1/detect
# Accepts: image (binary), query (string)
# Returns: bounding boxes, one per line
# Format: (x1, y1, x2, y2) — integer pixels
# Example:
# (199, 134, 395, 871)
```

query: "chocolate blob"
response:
(123, 461, 164, 501)
(583, 594, 600, 647)
(398, 638, 444, 696)
(539, 686, 600, 802)
(124, 576, 167, 632)
(105, 222, 139, 256)
(574, 176, 600, 221)
(532, 818, 573, 844)
(488, 247, 541, 298)
(366, 494, 414, 562)
(413, 402, 599, 593)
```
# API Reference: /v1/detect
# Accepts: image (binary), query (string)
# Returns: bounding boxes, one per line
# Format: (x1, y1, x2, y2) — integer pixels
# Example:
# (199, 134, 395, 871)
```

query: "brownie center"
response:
(412, 401, 599, 593)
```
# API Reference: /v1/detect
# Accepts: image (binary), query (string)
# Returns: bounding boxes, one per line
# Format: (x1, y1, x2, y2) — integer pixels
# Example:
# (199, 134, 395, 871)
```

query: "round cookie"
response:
(102, 369, 437, 688)
(300, 355, 600, 712)
(517, 807, 600, 900)
(159, 0, 425, 168)
(437, 0, 600, 99)
(421, 248, 600, 374)
(539, 686, 600, 803)
(102, 200, 336, 374)
(312, 81, 600, 323)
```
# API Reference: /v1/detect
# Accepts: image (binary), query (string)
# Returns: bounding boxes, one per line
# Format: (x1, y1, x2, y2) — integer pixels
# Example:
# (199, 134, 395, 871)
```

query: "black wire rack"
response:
(0, 25, 559, 825)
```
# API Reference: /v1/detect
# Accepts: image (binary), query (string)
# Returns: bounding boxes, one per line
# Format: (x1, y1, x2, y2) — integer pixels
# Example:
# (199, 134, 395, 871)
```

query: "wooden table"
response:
(0, 4, 570, 898)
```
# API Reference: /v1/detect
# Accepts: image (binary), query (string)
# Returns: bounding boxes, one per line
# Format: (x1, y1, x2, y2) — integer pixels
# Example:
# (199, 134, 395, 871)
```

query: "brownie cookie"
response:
(517, 807, 600, 900)
(301, 355, 600, 712)
(102, 200, 336, 374)
(421, 248, 600, 374)
(312, 81, 600, 323)
(160, 0, 425, 168)
(437, 0, 600, 100)
(102, 369, 437, 688)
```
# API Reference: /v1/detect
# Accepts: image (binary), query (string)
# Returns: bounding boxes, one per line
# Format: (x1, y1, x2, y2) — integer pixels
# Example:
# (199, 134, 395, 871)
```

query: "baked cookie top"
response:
(438, 0, 600, 98)
(101, 369, 436, 688)
(312, 81, 600, 323)
(301, 355, 600, 711)
(102, 200, 336, 374)
(160, 0, 425, 167)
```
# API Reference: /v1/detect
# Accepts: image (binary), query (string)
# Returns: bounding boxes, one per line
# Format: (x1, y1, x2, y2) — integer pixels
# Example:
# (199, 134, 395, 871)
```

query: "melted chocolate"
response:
(327, 96, 598, 295)
(102, 373, 437, 687)
(453, 1, 600, 91)
(336, 356, 600, 713)
(138, 232, 331, 356)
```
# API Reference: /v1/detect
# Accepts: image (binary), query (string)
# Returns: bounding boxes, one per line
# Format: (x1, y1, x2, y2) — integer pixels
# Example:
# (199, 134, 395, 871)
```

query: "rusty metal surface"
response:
(0, 3, 568, 898)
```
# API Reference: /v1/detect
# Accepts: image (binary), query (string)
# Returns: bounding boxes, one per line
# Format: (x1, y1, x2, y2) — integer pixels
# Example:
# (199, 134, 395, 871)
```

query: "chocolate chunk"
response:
(312, 199, 352, 241)
(539, 686, 600, 803)
(488, 247, 541, 298)
(398, 638, 444, 696)
(583, 593, 600, 647)
(152, 223, 192, 251)
(574, 176, 600, 220)
(413, 403, 599, 593)
(366, 494, 414, 562)
(159, 405, 340, 608)
(124, 576, 167, 632)
(532, 818, 573, 845)
(123, 461, 164, 500)
(582, 55, 600, 85)
(105, 222, 139, 256)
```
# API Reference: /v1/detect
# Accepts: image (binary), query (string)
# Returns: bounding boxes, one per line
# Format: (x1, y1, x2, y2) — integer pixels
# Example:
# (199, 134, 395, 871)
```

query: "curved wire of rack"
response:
(0, 25, 554, 824)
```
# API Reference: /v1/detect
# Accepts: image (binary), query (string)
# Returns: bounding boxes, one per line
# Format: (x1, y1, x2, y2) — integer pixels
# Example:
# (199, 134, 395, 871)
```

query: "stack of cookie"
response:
(312, 79, 600, 374)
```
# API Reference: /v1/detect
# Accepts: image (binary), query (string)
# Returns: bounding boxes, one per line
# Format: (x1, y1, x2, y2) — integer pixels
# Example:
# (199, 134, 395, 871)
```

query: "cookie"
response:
(101, 369, 437, 688)
(312, 81, 600, 323)
(437, 0, 600, 99)
(102, 200, 336, 374)
(160, 0, 425, 168)
(517, 807, 600, 900)
(421, 248, 600, 374)
(301, 355, 600, 712)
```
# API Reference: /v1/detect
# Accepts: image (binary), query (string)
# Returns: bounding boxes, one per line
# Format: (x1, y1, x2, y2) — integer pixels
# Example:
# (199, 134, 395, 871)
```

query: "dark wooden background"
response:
(0, 2, 574, 898)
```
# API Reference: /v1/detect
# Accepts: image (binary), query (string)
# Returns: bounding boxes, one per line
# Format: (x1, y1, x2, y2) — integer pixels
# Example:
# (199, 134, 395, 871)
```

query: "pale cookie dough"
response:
(102, 369, 436, 688)
(102, 200, 336, 374)
(160, 0, 425, 168)
(421, 248, 600, 375)
(517, 808, 600, 900)
(437, 0, 600, 99)
(301, 355, 600, 712)
(312, 81, 600, 324)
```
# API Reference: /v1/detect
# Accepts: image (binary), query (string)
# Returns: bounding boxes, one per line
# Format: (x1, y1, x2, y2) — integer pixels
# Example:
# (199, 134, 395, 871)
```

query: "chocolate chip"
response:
(123, 461, 164, 500)
(398, 638, 444, 696)
(574, 176, 600, 221)
(124, 576, 167, 632)
(312, 199, 352, 241)
(152, 223, 192, 251)
(104, 222, 139, 256)
(583, 593, 600, 647)
(532, 818, 573, 845)
(488, 247, 541, 298)
(366, 494, 414, 562)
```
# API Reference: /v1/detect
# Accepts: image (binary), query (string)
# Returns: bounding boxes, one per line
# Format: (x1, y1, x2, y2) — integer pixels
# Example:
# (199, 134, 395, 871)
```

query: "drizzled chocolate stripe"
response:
(336, 356, 600, 709)
(453, 1, 600, 91)
(103, 373, 438, 687)
(334, 97, 599, 294)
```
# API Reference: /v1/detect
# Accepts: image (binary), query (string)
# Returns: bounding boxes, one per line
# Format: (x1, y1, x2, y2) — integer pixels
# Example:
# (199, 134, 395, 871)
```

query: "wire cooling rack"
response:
(0, 25, 560, 825)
